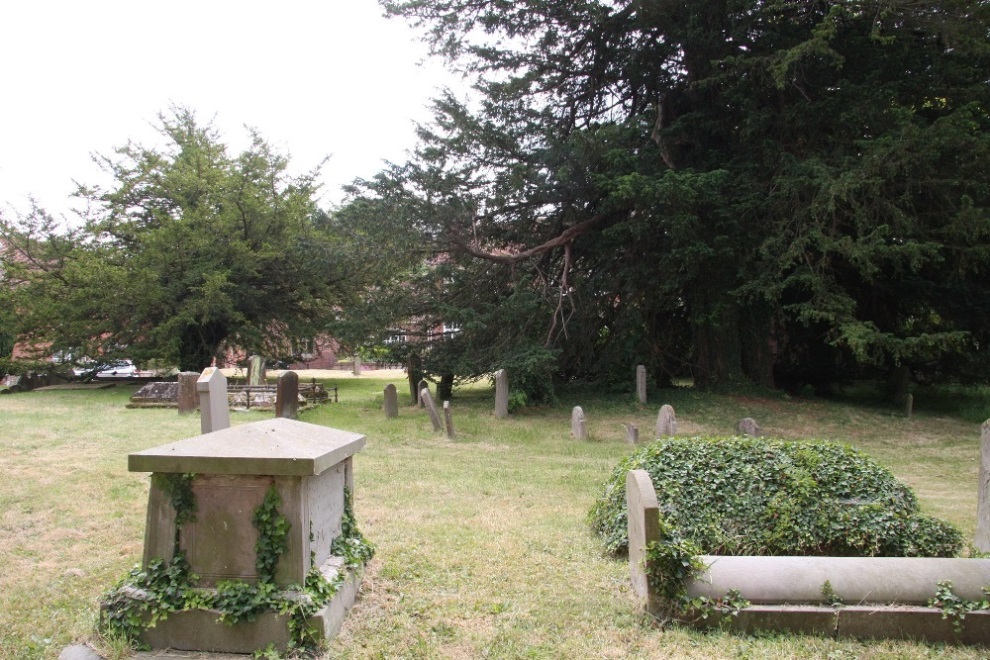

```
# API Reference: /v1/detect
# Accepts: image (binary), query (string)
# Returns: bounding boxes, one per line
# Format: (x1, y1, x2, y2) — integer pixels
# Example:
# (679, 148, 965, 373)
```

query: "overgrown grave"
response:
(594, 436, 990, 643)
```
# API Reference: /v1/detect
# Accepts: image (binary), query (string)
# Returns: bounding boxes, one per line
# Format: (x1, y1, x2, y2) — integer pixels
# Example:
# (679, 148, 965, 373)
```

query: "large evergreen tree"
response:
(346, 0, 990, 392)
(1, 108, 353, 371)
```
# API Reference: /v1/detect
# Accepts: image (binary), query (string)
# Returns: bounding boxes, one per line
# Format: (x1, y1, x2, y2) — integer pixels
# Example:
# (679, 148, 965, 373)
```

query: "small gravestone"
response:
(128, 382, 178, 409)
(736, 417, 763, 437)
(494, 369, 509, 418)
(418, 379, 429, 408)
(197, 367, 230, 434)
(383, 384, 399, 419)
(627, 469, 662, 613)
(655, 404, 677, 437)
(177, 371, 199, 415)
(636, 365, 647, 404)
(905, 393, 914, 419)
(421, 388, 443, 432)
(623, 423, 639, 444)
(247, 355, 266, 386)
(976, 420, 990, 552)
(352, 355, 362, 376)
(571, 406, 588, 440)
(443, 401, 456, 439)
(275, 371, 300, 419)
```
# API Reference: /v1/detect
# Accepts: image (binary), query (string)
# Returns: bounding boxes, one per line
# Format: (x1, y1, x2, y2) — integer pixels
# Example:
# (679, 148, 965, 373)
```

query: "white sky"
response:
(0, 0, 463, 220)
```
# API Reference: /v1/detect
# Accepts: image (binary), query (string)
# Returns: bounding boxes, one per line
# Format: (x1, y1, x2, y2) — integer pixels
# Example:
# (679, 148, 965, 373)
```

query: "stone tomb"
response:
(127, 381, 179, 409)
(122, 418, 367, 653)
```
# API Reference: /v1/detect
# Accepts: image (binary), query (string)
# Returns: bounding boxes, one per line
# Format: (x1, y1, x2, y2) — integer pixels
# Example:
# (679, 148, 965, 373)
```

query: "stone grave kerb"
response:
(129, 417, 366, 589)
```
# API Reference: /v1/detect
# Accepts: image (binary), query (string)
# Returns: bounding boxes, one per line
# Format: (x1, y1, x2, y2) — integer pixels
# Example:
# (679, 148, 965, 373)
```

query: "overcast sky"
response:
(0, 0, 463, 219)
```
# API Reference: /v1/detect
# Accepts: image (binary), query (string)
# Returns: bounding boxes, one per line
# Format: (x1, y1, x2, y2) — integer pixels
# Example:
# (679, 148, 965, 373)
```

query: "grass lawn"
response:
(0, 373, 987, 659)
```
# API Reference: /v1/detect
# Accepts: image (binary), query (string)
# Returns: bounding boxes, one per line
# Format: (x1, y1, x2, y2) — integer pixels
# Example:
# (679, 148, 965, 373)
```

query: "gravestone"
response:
(177, 372, 199, 415)
(443, 401, 456, 439)
(247, 355, 266, 386)
(626, 469, 662, 614)
(128, 382, 178, 409)
(421, 388, 443, 432)
(124, 418, 367, 653)
(736, 417, 763, 437)
(623, 423, 639, 444)
(636, 365, 647, 404)
(418, 380, 429, 408)
(383, 384, 399, 419)
(494, 369, 509, 418)
(905, 393, 914, 419)
(197, 367, 230, 434)
(275, 371, 300, 420)
(655, 404, 677, 437)
(571, 406, 587, 440)
(977, 420, 990, 552)
(352, 355, 362, 376)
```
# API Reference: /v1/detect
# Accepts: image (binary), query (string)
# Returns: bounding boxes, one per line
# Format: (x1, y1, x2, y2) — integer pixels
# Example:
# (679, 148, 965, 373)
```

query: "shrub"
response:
(589, 436, 962, 558)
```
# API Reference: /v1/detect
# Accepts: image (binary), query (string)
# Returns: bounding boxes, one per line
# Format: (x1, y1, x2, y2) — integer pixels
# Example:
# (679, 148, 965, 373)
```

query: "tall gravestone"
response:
(247, 355, 266, 386)
(275, 371, 300, 420)
(352, 355, 362, 376)
(655, 404, 677, 437)
(443, 401, 456, 439)
(197, 367, 230, 434)
(383, 384, 399, 419)
(636, 365, 647, 405)
(177, 372, 199, 415)
(421, 388, 443, 432)
(977, 420, 990, 552)
(571, 406, 588, 440)
(418, 380, 429, 408)
(627, 469, 662, 614)
(494, 369, 509, 418)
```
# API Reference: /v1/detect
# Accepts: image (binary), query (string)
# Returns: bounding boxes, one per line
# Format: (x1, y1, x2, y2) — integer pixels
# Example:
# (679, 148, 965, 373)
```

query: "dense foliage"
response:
(589, 437, 962, 557)
(337, 0, 990, 397)
(0, 108, 354, 372)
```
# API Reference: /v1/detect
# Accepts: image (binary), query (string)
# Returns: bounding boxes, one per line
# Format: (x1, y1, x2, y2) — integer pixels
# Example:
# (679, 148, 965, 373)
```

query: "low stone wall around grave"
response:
(626, 468, 990, 644)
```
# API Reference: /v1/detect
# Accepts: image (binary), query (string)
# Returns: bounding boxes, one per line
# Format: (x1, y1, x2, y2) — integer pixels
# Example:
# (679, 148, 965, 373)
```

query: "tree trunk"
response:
(178, 323, 226, 373)
(438, 373, 454, 400)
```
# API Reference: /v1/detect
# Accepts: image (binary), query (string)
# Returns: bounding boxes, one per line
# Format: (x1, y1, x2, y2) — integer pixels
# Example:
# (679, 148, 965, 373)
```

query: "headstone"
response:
(736, 417, 763, 437)
(421, 388, 443, 432)
(626, 469, 662, 614)
(636, 365, 647, 404)
(976, 420, 990, 552)
(275, 371, 300, 420)
(177, 371, 199, 414)
(352, 355, 362, 376)
(418, 379, 429, 408)
(571, 406, 587, 440)
(623, 423, 639, 444)
(383, 384, 399, 419)
(443, 401, 456, 439)
(905, 393, 914, 419)
(247, 355, 266, 386)
(655, 404, 677, 437)
(494, 368, 509, 418)
(197, 367, 230, 434)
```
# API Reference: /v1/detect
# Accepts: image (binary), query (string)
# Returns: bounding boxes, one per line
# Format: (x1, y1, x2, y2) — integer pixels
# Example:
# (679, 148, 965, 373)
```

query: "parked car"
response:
(94, 360, 139, 378)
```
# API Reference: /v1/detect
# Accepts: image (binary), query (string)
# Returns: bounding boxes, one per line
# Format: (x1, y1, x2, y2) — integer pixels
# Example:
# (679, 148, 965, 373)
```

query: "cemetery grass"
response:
(0, 376, 985, 659)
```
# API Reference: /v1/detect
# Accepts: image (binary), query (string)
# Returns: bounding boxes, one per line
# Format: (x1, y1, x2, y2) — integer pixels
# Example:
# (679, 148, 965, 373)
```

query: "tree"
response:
(1, 108, 353, 372)
(356, 0, 990, 392)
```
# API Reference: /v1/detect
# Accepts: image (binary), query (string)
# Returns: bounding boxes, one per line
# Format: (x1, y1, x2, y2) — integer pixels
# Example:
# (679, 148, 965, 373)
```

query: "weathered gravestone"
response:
(421, 388, 443, 432)
(636, 365, 647, 405)
(275, 371, 300, 420)
(626, 469, 662, 615)
(418, 379, 429, 408)
(122, 418, 368, 653)
(904, 393, 914, 419)
(177, 371, 199, 415)
(736, 417, 763, 437)
(352, 355, 362, 376)
(494, 369, 509, 418)
(247, 355, 266, 386)
(655, 404, 677, 437)
(623, 423, 639, 445)
(977, 420, 990, 552)
(443, 401, 456, 439)
(571, 406, 588, 440)
(128, 382, 178, 409)
(383, 384, 399, 419)
(197, 367, 230, 434)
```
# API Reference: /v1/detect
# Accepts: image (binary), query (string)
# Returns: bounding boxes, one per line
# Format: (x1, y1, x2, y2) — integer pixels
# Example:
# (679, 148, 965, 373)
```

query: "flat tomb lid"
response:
(128, 418, 366, 476)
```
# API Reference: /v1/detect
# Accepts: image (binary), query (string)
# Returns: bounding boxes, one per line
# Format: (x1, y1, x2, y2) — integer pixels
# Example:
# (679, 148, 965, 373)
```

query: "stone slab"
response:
(696, 605, 837, 637)
(129, 418, 366, 476)
(34, 383, 116, 391)
(838, 606, 990, 645)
